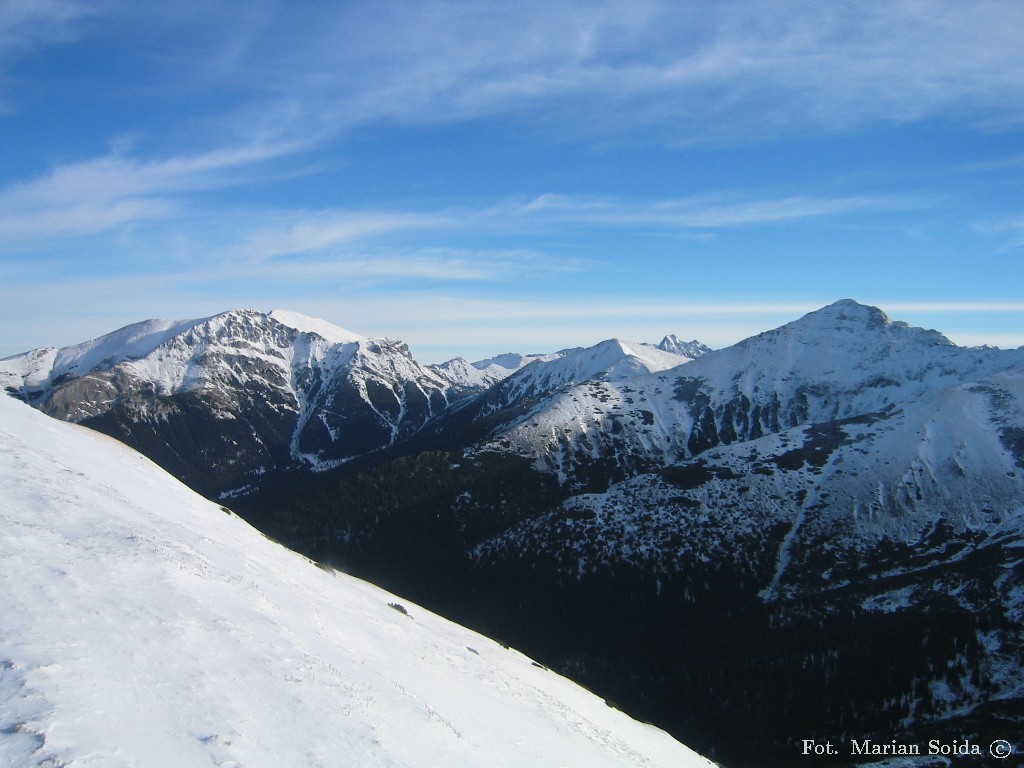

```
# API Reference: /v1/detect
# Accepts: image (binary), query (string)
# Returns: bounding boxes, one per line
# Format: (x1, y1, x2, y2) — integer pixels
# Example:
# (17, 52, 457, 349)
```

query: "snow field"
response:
(0, 396, 714, 768)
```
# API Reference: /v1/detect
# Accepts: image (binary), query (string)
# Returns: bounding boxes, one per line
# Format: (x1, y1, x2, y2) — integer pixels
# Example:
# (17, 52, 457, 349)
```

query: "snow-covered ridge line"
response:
(0, 395, 714, 768)
(0, 309, 364, 396)
(476, 299, 1024, 477)
(489, 337, 698, 404)
(0, 307, 710, 399)
(1, 316, 209, 391)
(269, 308, 365, 344)
(0, 307, 538, 408)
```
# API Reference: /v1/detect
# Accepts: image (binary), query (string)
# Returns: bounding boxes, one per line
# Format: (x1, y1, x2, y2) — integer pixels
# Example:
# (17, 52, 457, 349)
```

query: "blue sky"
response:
(1, 0, 1023, 362)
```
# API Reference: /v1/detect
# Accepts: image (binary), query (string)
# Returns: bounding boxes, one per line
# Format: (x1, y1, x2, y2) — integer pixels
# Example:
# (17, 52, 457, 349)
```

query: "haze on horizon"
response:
(1, 1, 1023, 362)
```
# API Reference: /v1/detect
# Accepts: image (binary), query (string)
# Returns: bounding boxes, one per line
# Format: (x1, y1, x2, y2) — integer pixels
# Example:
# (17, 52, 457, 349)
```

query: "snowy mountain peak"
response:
(499, 338, 693, 399)
(722, 299, 956, 371)
(789, 299, 952, 345)
(268, 309, 364, 344)
(813, 296, 889, 323)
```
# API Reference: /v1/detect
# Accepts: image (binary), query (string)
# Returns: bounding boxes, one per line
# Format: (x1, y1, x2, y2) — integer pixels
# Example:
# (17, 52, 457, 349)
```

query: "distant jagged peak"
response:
(431, 351, 558, 390)
(601, 338, 694, 369)
(472, 351, 560, 371)
(654, 334, 712, 359)
(268, 309, 364, 345)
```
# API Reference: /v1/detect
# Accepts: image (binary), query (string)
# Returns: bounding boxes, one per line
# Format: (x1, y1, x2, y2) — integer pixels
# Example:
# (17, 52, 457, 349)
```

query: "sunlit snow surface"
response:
(0, 396, 714, 768)
(268, 309, 365, 345)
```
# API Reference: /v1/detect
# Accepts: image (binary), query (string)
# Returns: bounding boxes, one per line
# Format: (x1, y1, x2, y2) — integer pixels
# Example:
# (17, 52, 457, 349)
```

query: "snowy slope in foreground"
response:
(0, 397, 714, 768)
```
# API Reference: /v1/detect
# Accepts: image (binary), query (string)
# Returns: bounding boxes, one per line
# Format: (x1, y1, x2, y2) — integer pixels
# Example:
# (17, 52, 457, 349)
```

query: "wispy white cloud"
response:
(0, 1, 1008, 257)
(507, 192, 906, 228)
(0, 0, 89, 57)
(0, 0, 92, 110)
(0, 129, 904, 256)
(225, 212, 457, 263)
(1, 0, 1021, 179)
(971, 214, 1024, 250)
(139, 0, 1024, 145)
(39, 1, 1019, 151)
(186, 245, 582, 284)
(882, 302, 1024, 313)
(0, 140, 301, 246)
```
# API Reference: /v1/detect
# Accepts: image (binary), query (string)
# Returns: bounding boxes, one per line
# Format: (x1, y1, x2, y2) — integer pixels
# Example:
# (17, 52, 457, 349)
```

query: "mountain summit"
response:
(655, 334, 712, 358)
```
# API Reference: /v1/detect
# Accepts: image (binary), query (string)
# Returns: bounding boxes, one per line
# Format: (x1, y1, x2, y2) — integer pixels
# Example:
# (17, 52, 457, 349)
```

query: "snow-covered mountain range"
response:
(468, 299, 1024, 603)
(0, 309, 540, 495)
(0, 394, 715, 768)
(452, 300, 1024, 481)
(4, 300, 1023, 766)
(0, 309, 700, 496)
